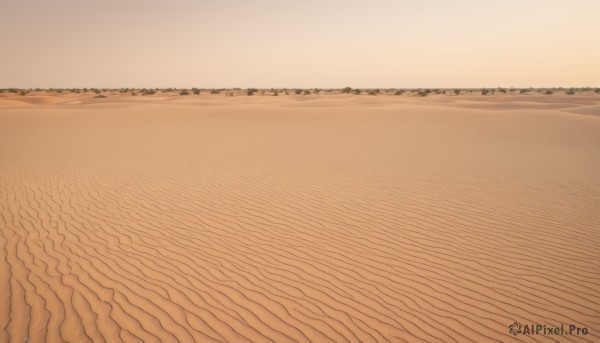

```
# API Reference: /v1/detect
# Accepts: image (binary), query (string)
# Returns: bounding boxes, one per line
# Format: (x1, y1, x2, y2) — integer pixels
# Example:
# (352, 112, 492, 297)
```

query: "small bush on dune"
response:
(353, 89, 361, 95)
(481, 89, 490, 95)
(498, 88, 507, 93)
(454, 89, 461, 95)
(273, 90, 278, 96)
(304, 90, 311, 95)
(519, 89, 528, 94)
(341, 87, 352, 94)
(210, 89, 220, 94)
(544, 90, 553, 95)
(180, 90, 189, 96)
(94, 94, 107, 98)
(395, 90, 403, 95)
(295, 89, 302, 95)
(566, 89, 575, 95)
(19, 91, 26, 96)
(417, 91, 427, 97)
(595, 88, 600, 94)
(193, 88, 200, 95)
(247, 88, 257, 96)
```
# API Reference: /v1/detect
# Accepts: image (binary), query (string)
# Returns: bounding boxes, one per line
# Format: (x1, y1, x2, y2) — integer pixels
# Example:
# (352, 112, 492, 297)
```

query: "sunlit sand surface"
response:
(1, 93, 599, 342)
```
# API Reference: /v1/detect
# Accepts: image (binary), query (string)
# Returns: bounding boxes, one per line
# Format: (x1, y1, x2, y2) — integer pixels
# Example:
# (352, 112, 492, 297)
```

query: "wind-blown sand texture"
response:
(1, 93, 599, 342)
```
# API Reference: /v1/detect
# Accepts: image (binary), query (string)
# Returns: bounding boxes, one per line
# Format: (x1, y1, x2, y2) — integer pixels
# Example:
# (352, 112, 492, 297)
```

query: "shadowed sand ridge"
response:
(1, 94, 599, 342)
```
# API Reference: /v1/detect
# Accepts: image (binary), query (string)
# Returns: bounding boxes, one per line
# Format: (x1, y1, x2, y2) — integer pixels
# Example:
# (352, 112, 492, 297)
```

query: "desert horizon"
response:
(2, 0, 600, 342)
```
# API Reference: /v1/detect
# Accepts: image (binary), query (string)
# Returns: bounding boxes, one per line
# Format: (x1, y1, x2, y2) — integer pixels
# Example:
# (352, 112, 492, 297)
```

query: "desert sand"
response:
(1, 92, 599, 342)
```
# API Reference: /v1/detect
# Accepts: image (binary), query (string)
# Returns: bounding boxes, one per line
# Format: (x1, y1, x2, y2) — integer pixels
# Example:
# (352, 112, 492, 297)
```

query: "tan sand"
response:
(1, 93, 599, 342)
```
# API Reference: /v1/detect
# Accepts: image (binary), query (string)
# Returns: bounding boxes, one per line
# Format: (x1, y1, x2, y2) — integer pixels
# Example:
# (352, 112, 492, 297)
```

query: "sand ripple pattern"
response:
(1, 98, 600, 342)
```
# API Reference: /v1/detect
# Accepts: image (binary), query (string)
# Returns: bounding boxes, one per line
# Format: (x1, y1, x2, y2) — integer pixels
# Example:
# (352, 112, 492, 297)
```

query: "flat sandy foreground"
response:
(1, 92, 599, 343)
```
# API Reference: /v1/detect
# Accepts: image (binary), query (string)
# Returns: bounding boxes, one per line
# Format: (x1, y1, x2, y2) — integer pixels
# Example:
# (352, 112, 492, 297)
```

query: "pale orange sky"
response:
(1, 0, 598, 88)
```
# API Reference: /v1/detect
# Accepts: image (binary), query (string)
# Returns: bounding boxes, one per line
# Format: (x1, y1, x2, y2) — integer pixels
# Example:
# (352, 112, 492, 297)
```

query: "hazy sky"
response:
(1, 0, 598, 88)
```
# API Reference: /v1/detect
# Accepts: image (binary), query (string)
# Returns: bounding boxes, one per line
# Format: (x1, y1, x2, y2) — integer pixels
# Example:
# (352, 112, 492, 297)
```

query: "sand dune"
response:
(1, 94, 599, 342)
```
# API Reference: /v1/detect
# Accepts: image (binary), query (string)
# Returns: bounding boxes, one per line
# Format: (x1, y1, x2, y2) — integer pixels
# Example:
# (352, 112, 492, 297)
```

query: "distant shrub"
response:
(193, 88, 200, 95)
(273, 90, 278, 96)
(417, 91, 427, 97)
(368, 90, 377, 96)
(595, 88, 600, 94)
(314, 88, 321, 94)
(454, 89, 461, 95)
(481, 89, 490, 95)
(94, 95, 107, 98)
(544, 90, 553, 95)
(341, 87, 352, 94)
(519, 89, 528, 94)
(353, 89, 361, 95)
(566, 89, 575, 95)
(498, 88, 507, 93)
(131, 91, 137, 96)
(19, 91, 26, 96)
(295, 89, 302, 95)
(180, 90, 189, 96)
(247, 88, 257, 96)
(395, 90, 403, 95)
(210, 89, 221, 94)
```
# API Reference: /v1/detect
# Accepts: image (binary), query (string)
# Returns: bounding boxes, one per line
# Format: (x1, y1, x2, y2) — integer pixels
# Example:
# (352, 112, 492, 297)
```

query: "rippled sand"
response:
(1, 93, 599, 342)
